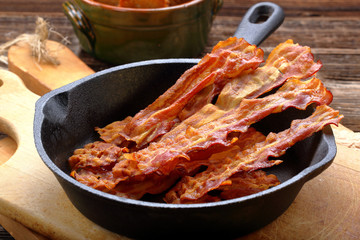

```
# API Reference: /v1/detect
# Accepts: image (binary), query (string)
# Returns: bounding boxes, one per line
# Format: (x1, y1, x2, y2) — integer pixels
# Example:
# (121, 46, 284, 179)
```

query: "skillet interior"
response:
(34, 59, 336, 239)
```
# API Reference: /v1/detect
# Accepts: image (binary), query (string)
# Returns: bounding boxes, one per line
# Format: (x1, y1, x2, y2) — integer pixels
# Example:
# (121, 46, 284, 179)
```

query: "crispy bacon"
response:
(72, 167, 180, 200)
(165, 105, 342, 203)
(69, 141, 129, 193)
(112, 77, 333, 180)
(95, 116, 133, 148)
(68, 39, 343, 204)
(178, 37, 271, 121)
(99, 39, 322, 148)
(69, 141, 127, 170)
(165, 170, 280, 204)
(97, 37, 263, 149)
(176, 127, 266, 174)
(71, 168, 119, 193)
(111, 171, 180, 199)
(216, 39, 323, 110)
(218, 171, 280, 200)
(69, 141, 181, 199)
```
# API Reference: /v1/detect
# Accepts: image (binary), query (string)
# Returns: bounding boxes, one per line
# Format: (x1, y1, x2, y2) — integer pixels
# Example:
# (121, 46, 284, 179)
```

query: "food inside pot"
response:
(68, 37, 343, 204)
(92, 0, 193, 8)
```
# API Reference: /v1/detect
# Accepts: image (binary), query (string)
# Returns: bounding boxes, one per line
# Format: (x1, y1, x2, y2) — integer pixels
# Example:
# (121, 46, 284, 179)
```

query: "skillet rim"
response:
(33, 58, 337, 209)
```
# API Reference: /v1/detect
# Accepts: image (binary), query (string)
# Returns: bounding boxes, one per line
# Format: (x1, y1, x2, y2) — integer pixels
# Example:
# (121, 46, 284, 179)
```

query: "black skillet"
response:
(34, 2, 336, 239)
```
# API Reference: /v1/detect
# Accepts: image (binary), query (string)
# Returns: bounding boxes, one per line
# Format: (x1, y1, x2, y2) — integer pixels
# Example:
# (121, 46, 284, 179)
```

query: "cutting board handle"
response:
(0, 69, 39, 163)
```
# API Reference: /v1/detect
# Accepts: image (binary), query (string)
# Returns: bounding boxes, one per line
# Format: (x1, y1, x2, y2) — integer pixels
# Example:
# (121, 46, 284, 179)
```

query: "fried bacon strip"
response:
(71, 168, 119, 193)
(112, 77, 333, 180)
(110, 171, 181, 199)
(96, 37, 263, 149)
(165, 105, 343, 203)
(96, 116, 133, 148)
(69, 141, 129, 192)
(216, 39, 323, 110)
(217, 171, 280, 200)
(69, 141, 181, 199)
(165, 170, 280, 204)
(177, 127, 266, 174)
(69, 141, 127, 170)
(72, 167, 181, 199)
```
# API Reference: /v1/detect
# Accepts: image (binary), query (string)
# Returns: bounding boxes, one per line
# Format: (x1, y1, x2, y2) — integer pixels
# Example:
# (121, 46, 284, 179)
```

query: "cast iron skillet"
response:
(34, 2, 335, 239)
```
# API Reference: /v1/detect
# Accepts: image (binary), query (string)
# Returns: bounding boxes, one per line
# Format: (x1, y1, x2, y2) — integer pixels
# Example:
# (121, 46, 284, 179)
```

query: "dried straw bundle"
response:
(0, 17, 69, 66)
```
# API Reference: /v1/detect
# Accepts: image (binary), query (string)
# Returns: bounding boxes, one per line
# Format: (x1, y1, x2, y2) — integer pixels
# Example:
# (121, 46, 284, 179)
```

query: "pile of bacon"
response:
(69, 38, 343, 204)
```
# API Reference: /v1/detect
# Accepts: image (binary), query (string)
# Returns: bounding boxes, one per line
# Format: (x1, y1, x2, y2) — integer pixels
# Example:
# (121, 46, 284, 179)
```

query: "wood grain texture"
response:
(0, 134, 16, 166)
(0, 0, 359, 239)
(0, 70, 126, 240)
(8, 40, 94, 95)
(2, 0, 358, 130)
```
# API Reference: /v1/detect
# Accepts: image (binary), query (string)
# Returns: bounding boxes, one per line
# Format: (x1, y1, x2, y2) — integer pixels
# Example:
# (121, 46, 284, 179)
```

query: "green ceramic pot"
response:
(63, 0, 223, 64)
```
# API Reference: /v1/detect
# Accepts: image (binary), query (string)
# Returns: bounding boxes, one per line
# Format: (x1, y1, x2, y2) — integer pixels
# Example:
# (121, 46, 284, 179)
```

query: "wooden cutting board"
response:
(7, 40, 94, 96)
(0, 42, 125, 239)
(0, 69, 126, 240)
(0, 55, 359, 239)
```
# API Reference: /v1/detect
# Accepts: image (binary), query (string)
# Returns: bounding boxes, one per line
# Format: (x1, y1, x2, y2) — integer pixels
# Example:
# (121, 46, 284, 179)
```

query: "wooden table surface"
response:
(0, 0, 359, 239)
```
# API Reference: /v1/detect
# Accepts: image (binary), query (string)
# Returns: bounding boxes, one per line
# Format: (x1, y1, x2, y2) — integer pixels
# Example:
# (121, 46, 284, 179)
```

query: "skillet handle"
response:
(234, 2, 284, 46)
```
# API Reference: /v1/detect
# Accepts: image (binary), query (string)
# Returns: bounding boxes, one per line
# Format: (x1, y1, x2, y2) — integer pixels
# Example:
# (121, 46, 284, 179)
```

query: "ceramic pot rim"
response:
(79, 0, 205, 13)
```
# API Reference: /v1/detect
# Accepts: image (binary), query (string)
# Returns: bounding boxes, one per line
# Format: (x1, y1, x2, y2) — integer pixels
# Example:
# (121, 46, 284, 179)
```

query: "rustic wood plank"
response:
(0, 0, 64, 13)
(1, 0, 360, 238)
(1, 3, 359, 129)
